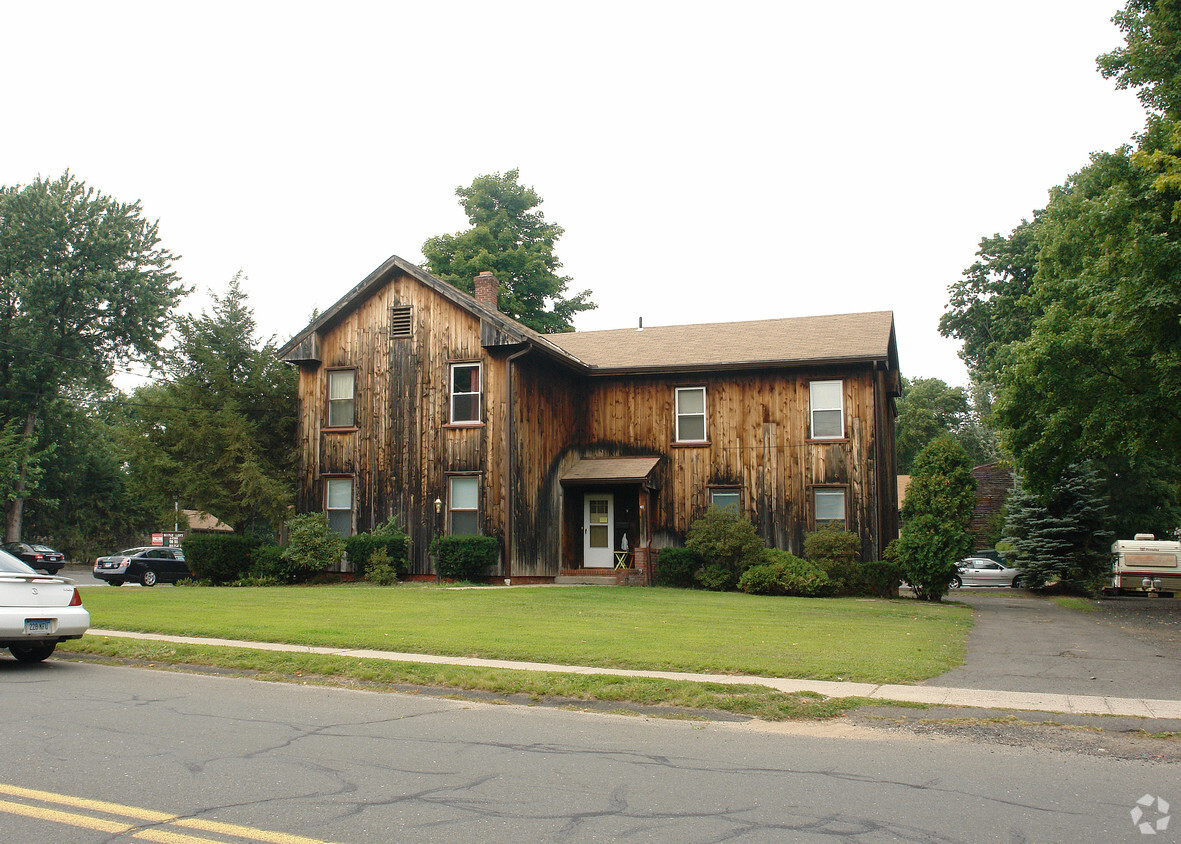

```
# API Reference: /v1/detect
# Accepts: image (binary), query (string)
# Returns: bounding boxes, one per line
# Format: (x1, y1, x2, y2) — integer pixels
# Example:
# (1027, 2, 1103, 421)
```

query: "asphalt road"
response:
(925, 590, 1181, 700)
(1, 659, 1176, 843)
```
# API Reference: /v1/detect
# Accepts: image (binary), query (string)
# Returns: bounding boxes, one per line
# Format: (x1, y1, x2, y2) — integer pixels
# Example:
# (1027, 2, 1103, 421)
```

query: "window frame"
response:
(324, 476, 354, 537)
(447, 474, 480, 535)
(809, 379, 845, 440)
(812, 486, 848, 531)
(674, 386, 708, 443)
(449, 361, 482, 426)
(325, 368, 357, 430)
(709, 487, 741, 513)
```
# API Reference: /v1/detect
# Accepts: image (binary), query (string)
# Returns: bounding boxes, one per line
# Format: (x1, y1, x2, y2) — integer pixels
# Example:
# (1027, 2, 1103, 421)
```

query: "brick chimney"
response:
(473, 271, 498, 310)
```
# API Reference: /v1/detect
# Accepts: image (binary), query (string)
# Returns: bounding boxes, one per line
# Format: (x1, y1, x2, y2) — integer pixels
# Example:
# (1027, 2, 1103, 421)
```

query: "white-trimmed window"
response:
(675, 386, 707, 442)
(325, 477, 354, 536)
(327, 369, 356, 428)
(450, 362, 481, 424)
(448, 476, 479, 535)
(813, 488, 846, 530)
(809, 380, 844, 439)
(710, 489, 740, 512)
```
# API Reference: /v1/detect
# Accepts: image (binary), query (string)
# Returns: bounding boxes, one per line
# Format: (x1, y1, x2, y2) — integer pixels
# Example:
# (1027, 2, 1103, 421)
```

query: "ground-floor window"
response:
(710, 488, 740, 512)
(325, 477, 353, 536)
(448, 476, 479, 535)
(813, 488, 847, 530)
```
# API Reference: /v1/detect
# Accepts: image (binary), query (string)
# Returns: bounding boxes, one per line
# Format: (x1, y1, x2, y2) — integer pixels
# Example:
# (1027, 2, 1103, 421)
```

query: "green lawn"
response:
(78, 584, 970, 684)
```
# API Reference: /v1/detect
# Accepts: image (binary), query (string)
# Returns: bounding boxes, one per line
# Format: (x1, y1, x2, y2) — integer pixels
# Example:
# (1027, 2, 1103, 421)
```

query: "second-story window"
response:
(327, 369, 356, 428)
(809, 380, 844, 439)
(450, 362, 481, 424)
(675, 386, 707, 442)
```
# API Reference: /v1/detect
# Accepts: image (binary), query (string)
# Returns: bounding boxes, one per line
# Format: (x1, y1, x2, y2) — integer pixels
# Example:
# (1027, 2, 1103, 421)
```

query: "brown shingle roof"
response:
(560, 457, 662, 485)
(546, 311, 896, 372)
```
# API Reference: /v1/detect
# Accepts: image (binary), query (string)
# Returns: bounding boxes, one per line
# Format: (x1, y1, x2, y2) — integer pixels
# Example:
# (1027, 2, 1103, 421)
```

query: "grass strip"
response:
(63, 635, 874, 722)
(1049, 596, 1100, 613)
(78, 584, 970, 684)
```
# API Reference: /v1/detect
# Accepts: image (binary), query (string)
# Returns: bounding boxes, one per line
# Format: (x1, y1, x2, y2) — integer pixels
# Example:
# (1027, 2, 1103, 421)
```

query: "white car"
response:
(0, 548, 90, 662)
(951, 557, 1025, 588)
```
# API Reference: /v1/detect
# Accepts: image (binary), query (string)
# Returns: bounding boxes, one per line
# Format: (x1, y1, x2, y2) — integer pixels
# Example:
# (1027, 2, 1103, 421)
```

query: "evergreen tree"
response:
(422, 170, 595, 333)
(1003, 463, 1114, 592)
(129, 274, 296, 534)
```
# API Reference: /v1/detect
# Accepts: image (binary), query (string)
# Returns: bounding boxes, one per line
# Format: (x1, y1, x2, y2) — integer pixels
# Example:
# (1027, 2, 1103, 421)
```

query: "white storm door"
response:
(583, 493, 614, 568)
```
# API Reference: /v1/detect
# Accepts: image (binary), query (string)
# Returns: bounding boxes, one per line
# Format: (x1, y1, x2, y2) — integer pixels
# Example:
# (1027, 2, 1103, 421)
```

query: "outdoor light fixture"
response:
(434, 498, 442, 513)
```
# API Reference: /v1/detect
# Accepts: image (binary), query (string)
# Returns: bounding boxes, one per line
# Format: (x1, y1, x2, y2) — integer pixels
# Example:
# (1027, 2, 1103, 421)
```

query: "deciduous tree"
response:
(422, 170, 595, 333)
(0, 172, 185, 540)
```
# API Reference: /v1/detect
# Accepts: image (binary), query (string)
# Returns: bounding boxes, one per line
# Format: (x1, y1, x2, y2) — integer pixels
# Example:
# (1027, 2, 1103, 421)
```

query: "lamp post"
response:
(433, 497, 442, 583)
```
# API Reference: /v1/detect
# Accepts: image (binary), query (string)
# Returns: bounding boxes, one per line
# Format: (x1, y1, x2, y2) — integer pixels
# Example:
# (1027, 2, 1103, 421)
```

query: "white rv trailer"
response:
(1107, 534, 1180, 597)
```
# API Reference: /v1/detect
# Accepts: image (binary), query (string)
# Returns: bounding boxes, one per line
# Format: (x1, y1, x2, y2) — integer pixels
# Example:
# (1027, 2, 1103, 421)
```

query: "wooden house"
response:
(278, 256, 902, 581)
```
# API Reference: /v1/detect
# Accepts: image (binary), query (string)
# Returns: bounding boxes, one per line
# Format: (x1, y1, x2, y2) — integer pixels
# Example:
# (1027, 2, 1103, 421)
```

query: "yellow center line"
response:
(135, 828, 243, 844)
(0, 781, 177, 821)
(0, 798, 134, 834)
(0, 782, 342, 844)
(176, 817, 340, 844)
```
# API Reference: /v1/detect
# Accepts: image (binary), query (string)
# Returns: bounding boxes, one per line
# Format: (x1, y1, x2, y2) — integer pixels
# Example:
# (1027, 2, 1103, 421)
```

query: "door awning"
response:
(560, 456, 661, 486)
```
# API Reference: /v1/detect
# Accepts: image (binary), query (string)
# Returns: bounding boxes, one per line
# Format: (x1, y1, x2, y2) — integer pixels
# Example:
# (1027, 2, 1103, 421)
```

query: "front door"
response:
(583, 493, 614, 568)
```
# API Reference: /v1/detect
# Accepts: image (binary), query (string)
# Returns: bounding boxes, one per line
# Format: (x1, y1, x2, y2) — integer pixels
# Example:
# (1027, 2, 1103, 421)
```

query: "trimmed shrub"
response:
(345, 528, 410, 578)
(184, 534, 265, 584)
(805, 526, 864, 595)
(803, 526, 860, 563)
(738, 549, 830, 597)
(282, 512, 346, 582)
(249, 543, 287, 581)
(686, 507, 765, 591)
(364, 548, 401, 586)
(861, 560, 902, 598)
(436, 535, 499, 581)
(655, 547, 701, 587)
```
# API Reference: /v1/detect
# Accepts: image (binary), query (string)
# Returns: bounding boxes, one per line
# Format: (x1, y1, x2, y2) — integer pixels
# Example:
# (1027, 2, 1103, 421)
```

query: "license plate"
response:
(24, 619, 51, 634)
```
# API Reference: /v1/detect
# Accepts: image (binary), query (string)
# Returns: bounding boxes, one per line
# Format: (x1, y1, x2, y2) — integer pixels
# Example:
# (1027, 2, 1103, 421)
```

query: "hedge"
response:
(435, 535, 499, 581)
(183, 534, 266, 584)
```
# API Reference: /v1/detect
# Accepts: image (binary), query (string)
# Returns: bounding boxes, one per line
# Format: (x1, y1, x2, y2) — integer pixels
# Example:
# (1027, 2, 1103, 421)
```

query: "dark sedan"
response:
(94, 546, 189, 587)
(0, 542, 66, 575)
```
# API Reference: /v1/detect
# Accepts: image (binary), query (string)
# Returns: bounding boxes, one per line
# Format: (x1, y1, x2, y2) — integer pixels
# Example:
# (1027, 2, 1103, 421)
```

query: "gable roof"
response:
(276, 254, 577, 365)
(277, 254, 898, 377)
(545, 311, 898, 374)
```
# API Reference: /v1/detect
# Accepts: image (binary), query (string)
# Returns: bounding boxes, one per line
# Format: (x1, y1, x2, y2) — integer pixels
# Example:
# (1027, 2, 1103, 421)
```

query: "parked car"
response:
(951, 557, 1025, 588)
(0, 541, 66, 575)
(0, 548, 89, 662)
(94, 546, 189, 587)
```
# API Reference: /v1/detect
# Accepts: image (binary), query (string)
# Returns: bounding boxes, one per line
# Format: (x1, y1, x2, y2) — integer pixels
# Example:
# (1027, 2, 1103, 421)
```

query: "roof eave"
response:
(578, 353, 892, 377)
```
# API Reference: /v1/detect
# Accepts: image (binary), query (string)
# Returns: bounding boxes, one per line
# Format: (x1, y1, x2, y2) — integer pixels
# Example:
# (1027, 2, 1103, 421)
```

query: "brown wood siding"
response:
(508, 354, 584, 577)
(292, 270, 508, 574)
(574, 368, 883, 557)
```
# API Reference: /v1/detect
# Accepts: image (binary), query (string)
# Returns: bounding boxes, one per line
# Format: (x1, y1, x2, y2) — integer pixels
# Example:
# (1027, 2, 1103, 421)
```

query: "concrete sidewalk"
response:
(85, 628, 1181, 720)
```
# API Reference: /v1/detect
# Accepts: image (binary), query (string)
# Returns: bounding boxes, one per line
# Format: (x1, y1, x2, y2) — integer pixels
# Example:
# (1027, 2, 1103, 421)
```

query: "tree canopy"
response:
(0, 172, 186, 540)
(894, 376, 997, 473)
(128, 274, 296, 534)
(422, 170, 595, 334)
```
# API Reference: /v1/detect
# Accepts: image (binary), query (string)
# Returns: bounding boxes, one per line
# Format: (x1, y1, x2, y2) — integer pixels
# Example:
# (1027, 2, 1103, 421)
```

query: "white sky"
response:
(1, 1, 1148, 387)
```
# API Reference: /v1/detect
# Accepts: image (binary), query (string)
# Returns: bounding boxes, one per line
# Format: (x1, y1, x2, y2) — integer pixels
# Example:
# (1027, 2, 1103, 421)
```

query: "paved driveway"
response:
(925, 590, 1181, 700)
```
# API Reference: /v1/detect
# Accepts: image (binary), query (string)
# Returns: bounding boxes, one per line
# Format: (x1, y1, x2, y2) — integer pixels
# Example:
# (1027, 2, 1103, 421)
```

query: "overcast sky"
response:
(2, 1, 1149, 387)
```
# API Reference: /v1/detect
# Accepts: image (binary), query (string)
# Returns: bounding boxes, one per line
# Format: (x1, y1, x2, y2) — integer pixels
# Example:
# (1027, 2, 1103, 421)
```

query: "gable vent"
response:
(390, 306, 412, 338)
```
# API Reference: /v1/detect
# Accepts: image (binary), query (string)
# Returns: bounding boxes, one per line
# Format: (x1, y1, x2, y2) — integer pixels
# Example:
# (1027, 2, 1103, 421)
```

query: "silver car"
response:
(951, 557, 1024, 588)
(0, 549, 90, 662)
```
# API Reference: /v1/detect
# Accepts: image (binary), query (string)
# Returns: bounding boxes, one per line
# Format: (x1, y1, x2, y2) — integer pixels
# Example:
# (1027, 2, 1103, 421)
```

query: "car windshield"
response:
(30, 544, 56, 552)
(120, 548, 147, 556)
(0, 548, 37, 574)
